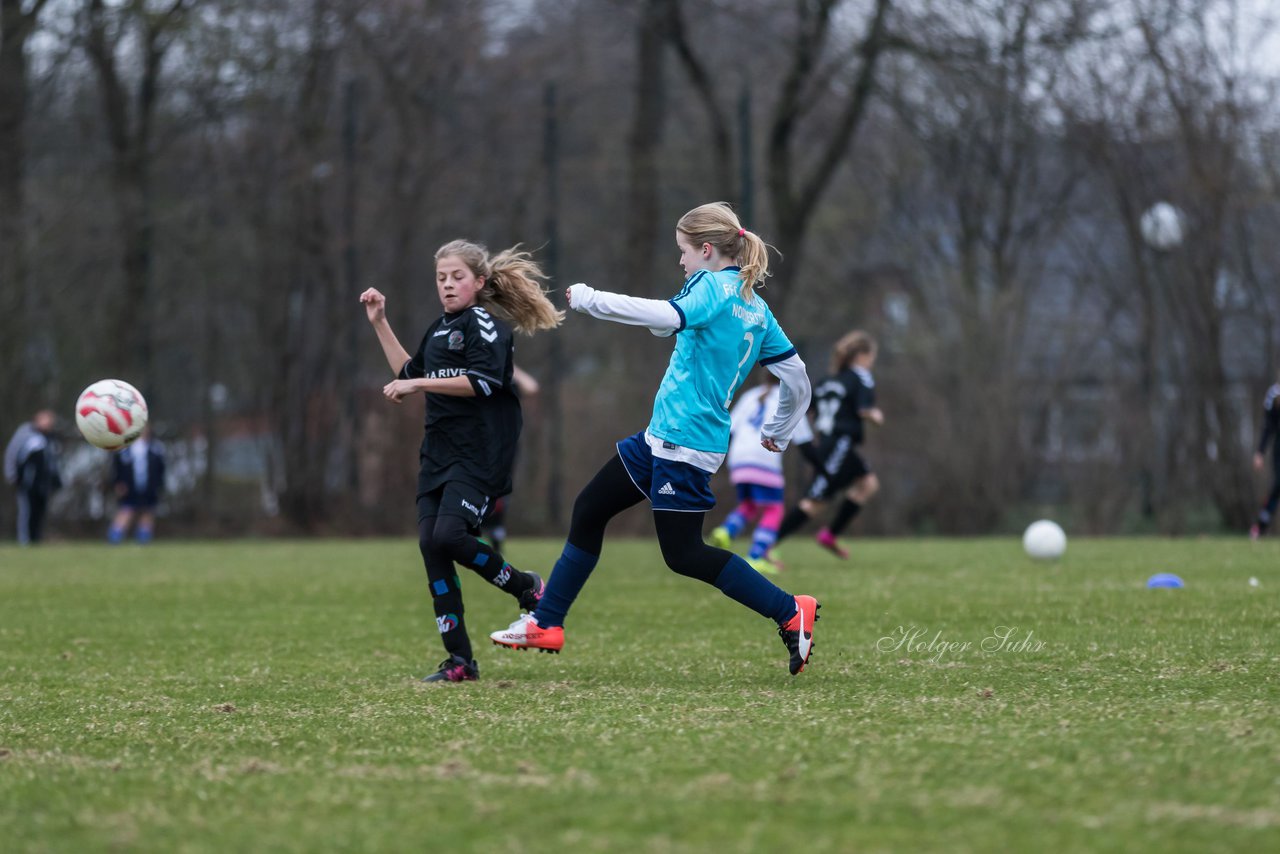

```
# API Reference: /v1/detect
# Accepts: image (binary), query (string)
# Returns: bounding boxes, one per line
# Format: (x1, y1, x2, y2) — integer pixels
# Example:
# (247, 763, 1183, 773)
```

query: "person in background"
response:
(1249, 372, 1280, 540)
(4, 409, 62, 545)
(772, 330, 884, 559)
(710, 370, 821, 573)
(108, 426, 166, 544)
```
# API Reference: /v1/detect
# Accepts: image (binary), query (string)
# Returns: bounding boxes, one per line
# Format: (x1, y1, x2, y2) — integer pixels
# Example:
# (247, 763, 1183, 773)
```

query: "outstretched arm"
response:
(566, 284, 681, 337)
(760, 354, 813, 452)
(360, 288, 412, 374)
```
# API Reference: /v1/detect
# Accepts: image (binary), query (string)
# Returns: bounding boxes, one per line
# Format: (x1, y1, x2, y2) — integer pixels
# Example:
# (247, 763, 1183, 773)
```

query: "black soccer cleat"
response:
(777, 595, 821, 675)
(517, 572, 546, 613)
(421, 654, 479, 683)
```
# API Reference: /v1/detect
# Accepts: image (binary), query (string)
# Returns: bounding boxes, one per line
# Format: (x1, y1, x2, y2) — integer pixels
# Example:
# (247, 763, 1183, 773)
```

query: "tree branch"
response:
(795, 0, 892, 222)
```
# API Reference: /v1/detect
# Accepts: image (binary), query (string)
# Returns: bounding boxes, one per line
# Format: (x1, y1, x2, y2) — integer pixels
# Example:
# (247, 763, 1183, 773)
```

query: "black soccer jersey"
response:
(400, 305, 521, 497)
(1259, 384, 1280, 456)
(812, 366, 876, 445)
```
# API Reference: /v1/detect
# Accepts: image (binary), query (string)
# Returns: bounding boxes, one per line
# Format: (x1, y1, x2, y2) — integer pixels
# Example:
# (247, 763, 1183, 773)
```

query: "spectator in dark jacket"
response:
(4, 410, 62, 545)
(108, 426, 166, 544)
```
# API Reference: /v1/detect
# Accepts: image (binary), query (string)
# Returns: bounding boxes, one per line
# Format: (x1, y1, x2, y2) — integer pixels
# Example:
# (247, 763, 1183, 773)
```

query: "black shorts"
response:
(805, 435, 871, 501)
(416, 481, 494, 531)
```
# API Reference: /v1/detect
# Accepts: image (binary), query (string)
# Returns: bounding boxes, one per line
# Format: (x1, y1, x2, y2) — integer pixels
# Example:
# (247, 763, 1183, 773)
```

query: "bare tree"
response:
(765, 0, 893, 319)
(663, 0, 895, 320)
(1133, 0, 1262, 528)
(880, 0, 1098, 531)
(625, 0, 671, 297)
(263, 0, 343, 530)
(0, 0, 51, 412)
(80, 0, 190, 392)
(661, 0, 733, 201)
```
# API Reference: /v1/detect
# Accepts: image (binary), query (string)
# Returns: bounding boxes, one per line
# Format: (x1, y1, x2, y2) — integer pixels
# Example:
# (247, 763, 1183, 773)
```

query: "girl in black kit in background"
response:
(773, 330, 884, 559)
(1250, 372, 1280, 540)
(360, 240, 563, 682)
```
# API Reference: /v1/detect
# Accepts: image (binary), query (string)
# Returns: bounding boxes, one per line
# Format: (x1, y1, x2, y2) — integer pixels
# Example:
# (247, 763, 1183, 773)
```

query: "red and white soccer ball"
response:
(75, 379, 149, 450)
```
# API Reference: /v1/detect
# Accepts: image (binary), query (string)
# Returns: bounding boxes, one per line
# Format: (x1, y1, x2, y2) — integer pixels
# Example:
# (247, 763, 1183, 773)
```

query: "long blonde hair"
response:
(434, 240, 564, 334)
(676, 202, 771, 300)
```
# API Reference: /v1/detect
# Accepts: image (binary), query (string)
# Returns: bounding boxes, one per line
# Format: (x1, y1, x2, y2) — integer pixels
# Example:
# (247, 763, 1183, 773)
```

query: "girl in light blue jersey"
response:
(490, 203, 821, 675)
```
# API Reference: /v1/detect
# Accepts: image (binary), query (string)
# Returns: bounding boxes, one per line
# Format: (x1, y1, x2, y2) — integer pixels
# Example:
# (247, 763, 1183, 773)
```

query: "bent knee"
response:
(853, 474, 880, 499)
(664, 556, 698, 578)
(423, 517, 472, 561)
(661, 544, 724, 585)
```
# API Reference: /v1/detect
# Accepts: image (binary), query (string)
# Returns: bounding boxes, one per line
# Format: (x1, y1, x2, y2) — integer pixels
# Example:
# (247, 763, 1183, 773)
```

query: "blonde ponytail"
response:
(675, 202, 774, 300)
(484, 247, 565, 334)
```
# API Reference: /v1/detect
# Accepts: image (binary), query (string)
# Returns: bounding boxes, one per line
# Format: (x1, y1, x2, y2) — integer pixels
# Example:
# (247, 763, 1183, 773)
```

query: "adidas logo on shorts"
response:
(658, 482, 676, 496)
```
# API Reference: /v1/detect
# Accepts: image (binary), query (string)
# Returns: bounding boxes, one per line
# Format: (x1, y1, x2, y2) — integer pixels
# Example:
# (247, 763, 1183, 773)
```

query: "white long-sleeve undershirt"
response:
(567, 283, 680, 337)
(761, 354, 812, 450)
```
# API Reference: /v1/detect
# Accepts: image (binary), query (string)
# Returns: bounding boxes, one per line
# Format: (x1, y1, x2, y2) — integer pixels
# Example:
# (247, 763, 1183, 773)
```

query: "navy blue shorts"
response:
(616, 432, 717, 512)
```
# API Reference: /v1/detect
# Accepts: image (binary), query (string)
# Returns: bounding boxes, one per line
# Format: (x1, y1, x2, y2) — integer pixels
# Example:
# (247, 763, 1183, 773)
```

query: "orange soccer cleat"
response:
(490, 613, 565, 653)
(778, 595, 820, 675)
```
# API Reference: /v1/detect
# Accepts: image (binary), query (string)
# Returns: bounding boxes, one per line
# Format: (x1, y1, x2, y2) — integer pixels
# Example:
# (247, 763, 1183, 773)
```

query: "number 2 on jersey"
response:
(725, 332, 755, 408)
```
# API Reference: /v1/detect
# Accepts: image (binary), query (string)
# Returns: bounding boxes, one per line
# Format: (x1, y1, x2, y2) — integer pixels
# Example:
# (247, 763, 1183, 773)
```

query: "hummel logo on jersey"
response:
(478, 316, 497, 340)
(658, 482, 676, 496)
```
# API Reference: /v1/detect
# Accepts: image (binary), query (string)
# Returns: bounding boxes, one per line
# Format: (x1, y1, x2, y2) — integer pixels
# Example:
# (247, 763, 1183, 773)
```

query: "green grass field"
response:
(1, 536, 1277, 853)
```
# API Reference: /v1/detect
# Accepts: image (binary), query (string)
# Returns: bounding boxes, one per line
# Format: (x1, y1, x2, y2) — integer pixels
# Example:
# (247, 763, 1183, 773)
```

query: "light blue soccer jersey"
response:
(649, 266, 797, 453)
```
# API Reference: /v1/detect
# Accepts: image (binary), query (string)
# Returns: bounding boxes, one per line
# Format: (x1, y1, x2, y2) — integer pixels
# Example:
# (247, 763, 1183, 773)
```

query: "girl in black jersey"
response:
(360, 240, 563, 682)
(773, 331, 884, 558)
(1250, 373, 1280, 540)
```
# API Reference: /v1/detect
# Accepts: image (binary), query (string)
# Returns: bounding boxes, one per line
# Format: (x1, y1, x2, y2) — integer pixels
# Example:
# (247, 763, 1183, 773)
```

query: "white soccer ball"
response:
(1023, 520, 1066, 561)
(1139, 202, 1184, 250)
(75, 379, 148, 450)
